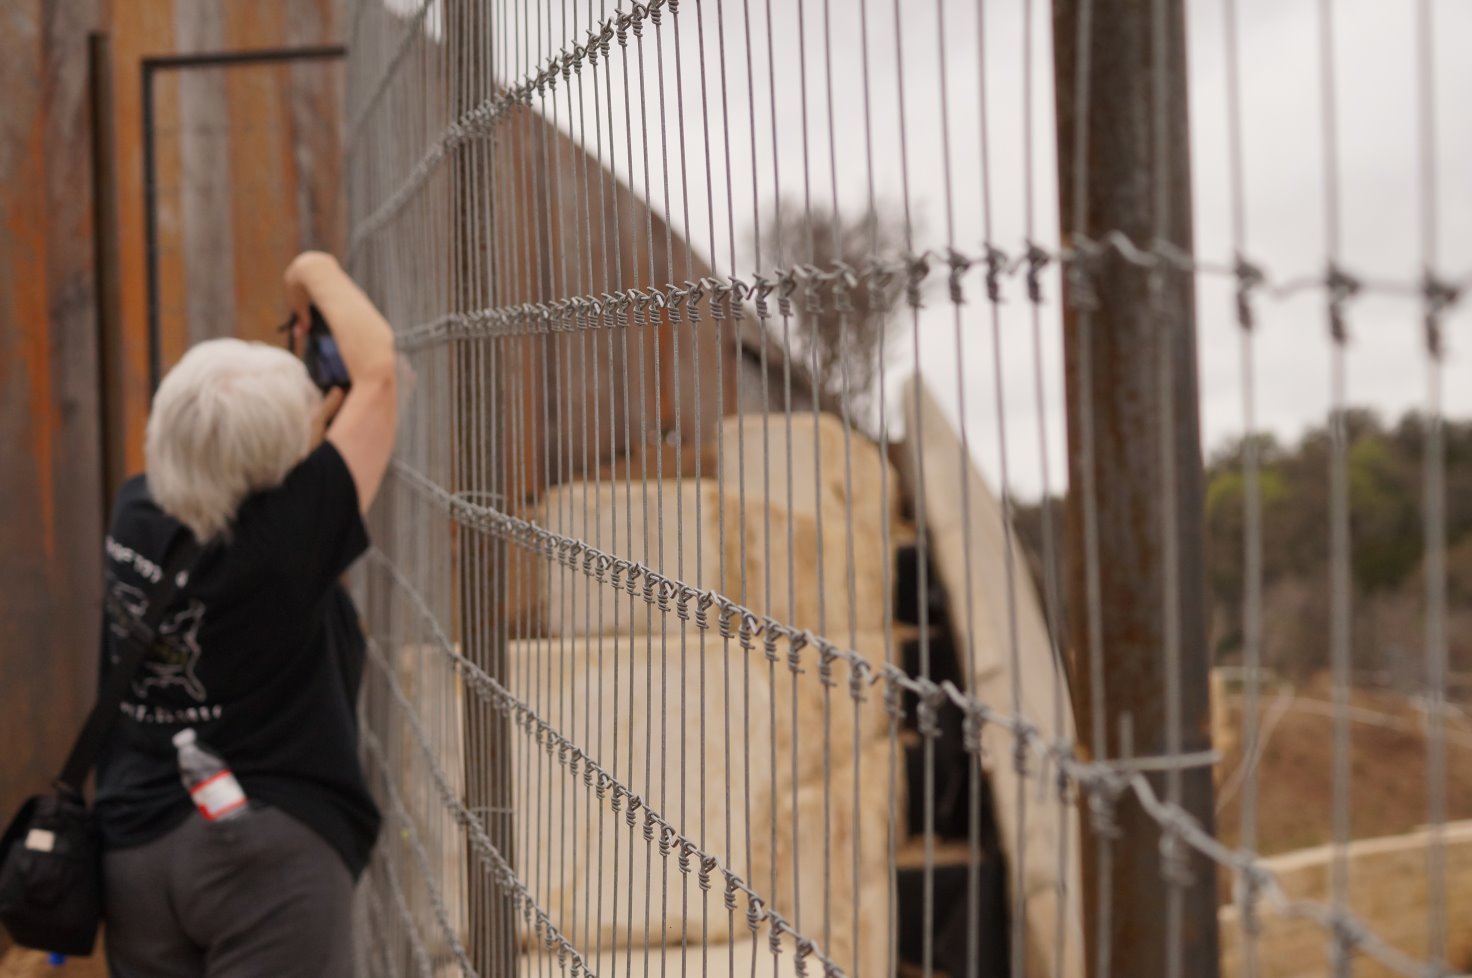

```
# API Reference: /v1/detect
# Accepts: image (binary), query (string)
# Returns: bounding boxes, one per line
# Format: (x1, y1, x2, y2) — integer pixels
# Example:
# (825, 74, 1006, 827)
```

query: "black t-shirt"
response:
(95, 442, 381, 878)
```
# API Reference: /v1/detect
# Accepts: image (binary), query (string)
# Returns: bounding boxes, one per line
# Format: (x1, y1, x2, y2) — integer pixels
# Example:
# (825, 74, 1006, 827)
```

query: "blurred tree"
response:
(759, 200, 907, 431)
(1016, 408, 1472, 682)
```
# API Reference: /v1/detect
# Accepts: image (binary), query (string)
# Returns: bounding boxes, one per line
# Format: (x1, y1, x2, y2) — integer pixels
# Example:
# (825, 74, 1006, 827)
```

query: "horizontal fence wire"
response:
(341, 1, 1469, 978)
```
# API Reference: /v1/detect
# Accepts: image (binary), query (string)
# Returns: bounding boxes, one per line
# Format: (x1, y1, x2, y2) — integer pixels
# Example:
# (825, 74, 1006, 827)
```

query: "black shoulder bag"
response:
(0, 536, 198, 956)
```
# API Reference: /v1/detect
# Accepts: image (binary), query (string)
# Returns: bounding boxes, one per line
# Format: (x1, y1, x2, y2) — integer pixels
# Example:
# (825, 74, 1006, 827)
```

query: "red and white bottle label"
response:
(190, 771, 248, 821)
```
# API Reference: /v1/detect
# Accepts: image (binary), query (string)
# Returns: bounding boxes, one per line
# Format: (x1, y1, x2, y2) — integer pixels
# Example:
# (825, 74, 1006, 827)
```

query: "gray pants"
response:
(102, 805, 354, 978)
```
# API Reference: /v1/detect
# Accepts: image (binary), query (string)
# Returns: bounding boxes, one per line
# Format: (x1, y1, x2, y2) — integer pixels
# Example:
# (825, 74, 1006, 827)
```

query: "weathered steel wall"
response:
(91, 0, 344, 476)
(0, 0, 109, 847)
(0, 3, 343, 958)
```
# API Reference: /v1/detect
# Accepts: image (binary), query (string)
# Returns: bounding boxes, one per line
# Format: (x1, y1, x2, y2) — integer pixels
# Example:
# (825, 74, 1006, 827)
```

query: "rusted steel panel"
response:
(110, 0, 175, 474)
(223, 3, 292, 347)
(0, 2, 62, 825)
(42, 0, 107, 697)
(0, 0, 105, 849)
(484, 106, 741, 509)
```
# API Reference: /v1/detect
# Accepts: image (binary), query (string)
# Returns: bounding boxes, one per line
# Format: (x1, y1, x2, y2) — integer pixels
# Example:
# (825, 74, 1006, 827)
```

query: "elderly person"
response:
(95, 253, 395, 978)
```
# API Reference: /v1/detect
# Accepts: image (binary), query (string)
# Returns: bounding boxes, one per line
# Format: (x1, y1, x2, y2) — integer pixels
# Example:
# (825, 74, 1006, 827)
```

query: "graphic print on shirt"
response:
(105, 579, 210, 702)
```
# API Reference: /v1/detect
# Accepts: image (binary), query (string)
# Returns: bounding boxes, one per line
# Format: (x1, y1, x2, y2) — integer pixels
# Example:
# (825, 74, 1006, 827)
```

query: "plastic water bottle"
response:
(173, 728, 248, 821)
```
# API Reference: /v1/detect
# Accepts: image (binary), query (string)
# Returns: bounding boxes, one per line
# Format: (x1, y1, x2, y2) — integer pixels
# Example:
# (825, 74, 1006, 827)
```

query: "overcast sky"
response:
(387, 0, 1472, 499)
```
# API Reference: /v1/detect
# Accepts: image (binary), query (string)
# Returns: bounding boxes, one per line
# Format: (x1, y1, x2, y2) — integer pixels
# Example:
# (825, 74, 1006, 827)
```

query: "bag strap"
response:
(55, 534, 201, 798)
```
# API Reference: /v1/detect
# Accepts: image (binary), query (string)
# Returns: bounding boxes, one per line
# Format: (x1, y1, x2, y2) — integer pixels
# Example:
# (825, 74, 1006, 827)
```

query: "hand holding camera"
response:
(281, 252, 353, 393)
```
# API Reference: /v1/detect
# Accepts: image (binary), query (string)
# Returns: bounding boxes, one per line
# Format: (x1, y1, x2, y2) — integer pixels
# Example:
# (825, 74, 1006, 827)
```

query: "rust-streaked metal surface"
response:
(0, 0, 106, 882)
(1053, 1, 1222, 975)
(111, 0, 344, 474)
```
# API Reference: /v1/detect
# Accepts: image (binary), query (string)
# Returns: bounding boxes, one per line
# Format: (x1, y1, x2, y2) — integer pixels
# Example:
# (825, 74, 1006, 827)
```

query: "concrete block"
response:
(505, 635, 895, 976)
(528, 479, 887, 640)
(711, 412, 903, 532)
(1217, 820, 1472, 978)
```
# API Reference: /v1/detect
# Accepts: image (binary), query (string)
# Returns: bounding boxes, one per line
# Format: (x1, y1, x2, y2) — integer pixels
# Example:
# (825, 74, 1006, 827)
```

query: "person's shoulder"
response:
(114, 474, 150, 511)
(289, 441, 355, 486)
(266, 441, 359, 506)
(236, 442, 362, 532)
(109, 474, 165, 532)
(105, 476, 184, 583)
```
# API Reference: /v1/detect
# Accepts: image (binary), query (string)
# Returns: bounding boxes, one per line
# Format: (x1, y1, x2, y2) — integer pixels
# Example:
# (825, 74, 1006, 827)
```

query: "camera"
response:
(282, 306, 351, 392)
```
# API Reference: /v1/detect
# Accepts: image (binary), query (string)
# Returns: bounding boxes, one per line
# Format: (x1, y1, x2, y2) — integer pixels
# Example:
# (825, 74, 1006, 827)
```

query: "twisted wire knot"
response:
(745, 895, 765, 933)
(982, 245, 1007, 304)
(1233, 859, 1271, 937)
(1233, 255, 1265, 331)
(718, 604, 738, 640)
(794, 938, 815, 978)
(695, 590, 716, 630)
(724, 875, 739, 911)
(665, 283, 686, 323)
(776, 270, 798, 318)
(1158, 819, 1195, 887)
(847, 657, 871, 703)
(654, 576, 676, 612)
(738, 612, 762, 652)
(800, 266, 824, 315)
(866, 262, 897, 314)
(831, 261, 856, 314)
(697, 855, 719, 892)
(1422, 273, 1460, 359)
(674, 584, 696, 621)
(624, 792, 642, 827)
(756, 626, 778, 662)
(1065, 236, 1102, 312)
(881, 668, 906, 722)
(642, 809, 657, 842)
(1013, 719, 1036, 777)
(905, 254, 930, 308)
(1025, 242, 1050, 303)
(1331, 914, 1367, 957)
(751, 274, 774, 319)
(1325, 265, 1361, 344)
(915, 683, 944, 739)
(785, 632, 808, 674)
(962, 703, 986, 757)
(682, 279, 705, 321)
(1086, 775, 1125, 840)
(816, 642, 838, 689)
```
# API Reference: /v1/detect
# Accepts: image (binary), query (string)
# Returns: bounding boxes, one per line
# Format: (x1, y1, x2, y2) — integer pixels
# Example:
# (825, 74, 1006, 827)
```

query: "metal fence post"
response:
(1051, 2, 1222, 976)
(446, 2, 516, 972)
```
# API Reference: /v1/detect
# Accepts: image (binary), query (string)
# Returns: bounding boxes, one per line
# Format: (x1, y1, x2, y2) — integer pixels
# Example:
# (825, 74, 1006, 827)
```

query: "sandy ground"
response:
(1215, 675, 1472, 855)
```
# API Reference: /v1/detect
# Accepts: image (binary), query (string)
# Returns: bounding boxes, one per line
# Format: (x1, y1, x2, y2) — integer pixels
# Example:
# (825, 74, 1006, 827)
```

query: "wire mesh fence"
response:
(341, 1, 1472, 976)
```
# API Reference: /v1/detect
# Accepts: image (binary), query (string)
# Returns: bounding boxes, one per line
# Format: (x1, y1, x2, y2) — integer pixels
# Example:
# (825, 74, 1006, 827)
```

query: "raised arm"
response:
(284, 252, 397, 513)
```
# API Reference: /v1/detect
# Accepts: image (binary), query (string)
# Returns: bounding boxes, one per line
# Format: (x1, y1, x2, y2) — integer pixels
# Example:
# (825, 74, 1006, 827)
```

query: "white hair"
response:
(145, 338, 320, 542)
